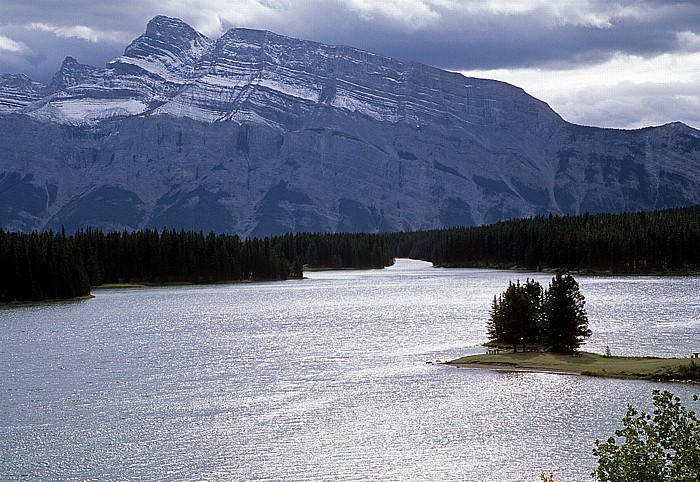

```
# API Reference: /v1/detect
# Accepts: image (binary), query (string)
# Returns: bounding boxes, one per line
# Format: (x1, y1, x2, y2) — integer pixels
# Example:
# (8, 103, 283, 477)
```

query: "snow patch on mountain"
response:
(152, 99, 224, 122)
(29, 98, 148, 125)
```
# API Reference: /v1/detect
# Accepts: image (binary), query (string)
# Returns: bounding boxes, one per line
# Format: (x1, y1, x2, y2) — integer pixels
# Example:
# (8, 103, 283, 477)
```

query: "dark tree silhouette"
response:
(487, 273, 590, 353)
(541, 272, 591, 353)
(487, 279, 543, 352)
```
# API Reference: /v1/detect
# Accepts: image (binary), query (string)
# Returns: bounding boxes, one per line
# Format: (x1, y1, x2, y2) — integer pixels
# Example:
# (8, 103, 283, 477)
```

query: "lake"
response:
(1, 259, 699, 481)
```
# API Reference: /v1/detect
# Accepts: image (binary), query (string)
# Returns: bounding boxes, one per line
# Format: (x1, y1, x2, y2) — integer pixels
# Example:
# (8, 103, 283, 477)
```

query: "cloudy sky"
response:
(1, 0, 700, 129)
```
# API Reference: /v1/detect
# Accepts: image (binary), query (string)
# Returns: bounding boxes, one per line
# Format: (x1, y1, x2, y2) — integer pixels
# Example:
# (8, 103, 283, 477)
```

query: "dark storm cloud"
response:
(0, 1, 159, 82)
(288, 1, 700, 71)
(3, 0, 700, 81)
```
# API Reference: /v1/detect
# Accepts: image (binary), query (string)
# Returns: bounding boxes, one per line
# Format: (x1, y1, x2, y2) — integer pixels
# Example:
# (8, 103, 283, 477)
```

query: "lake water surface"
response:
(1, 259, 699, 481)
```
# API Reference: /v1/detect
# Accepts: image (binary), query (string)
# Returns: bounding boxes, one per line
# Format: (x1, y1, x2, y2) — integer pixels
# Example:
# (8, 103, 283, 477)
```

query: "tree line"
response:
(0, 229, 91, 302)
(4, 205, 700, 303)
(0, 229, 395, 303)
(392, 206, 700, 273)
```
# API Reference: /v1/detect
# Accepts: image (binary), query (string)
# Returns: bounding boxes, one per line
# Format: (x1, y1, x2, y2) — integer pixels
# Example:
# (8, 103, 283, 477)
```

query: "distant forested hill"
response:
(0, 229, 393, 303)
(392, 206, 700, 273)
(3, 206, 700, 303)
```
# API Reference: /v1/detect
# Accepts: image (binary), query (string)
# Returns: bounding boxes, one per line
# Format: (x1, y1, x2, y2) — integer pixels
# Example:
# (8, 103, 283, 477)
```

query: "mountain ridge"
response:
(1, 16, 700, 236)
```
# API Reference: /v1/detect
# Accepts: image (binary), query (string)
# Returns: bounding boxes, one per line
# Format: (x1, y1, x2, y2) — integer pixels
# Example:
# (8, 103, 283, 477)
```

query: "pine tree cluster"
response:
(487, 273, 591, 353)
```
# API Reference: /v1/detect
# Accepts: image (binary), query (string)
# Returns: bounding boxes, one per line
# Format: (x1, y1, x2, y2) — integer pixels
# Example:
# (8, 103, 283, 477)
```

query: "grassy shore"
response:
(447, 351, 700, 382)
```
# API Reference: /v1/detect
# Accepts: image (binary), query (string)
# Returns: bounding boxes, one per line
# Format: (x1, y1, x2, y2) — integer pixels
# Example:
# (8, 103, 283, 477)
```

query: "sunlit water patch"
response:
(1, 259, 699, 480)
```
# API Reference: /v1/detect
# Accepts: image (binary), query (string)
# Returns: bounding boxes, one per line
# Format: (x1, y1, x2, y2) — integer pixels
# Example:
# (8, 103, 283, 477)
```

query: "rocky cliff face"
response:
(1, 16, 700, 235)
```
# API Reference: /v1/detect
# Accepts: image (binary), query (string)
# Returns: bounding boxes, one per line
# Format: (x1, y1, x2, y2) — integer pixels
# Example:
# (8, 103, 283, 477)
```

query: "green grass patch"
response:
(446, 351, 700, 381)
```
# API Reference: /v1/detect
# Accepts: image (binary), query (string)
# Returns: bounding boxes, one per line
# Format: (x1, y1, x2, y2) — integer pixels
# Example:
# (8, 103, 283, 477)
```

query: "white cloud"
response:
(392, 0, 645, 29)
(541, 1, 645, 28)
(460, 51, 700, 129)
(0, 34, 27, 52)
(677, 31, 700, 52)
(29, 22, 125, 43)
(344, 0, 441, 27)
(157, 0, 285, 37)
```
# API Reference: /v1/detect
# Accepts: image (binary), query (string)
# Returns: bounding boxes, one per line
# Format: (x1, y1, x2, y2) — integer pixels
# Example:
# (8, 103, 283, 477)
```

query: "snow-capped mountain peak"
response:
(1, 16, 559, 130)
(2, 16, 700, 237)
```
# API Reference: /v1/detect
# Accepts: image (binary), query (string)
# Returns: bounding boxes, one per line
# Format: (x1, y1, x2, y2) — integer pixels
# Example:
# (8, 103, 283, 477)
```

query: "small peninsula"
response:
(448, 272, 700, 382)
(446, 351, 700, 382)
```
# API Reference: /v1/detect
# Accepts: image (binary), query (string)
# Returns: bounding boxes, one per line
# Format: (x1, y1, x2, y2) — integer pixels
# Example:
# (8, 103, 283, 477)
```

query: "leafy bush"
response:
(592, 390, 700, 481)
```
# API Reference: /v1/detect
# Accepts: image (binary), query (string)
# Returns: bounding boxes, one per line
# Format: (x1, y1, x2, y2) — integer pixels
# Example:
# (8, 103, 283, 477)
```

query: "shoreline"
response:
(445, 351, 700, 382)
(3, 277, 307, 305)
(92, 277, 306, 290)
(303, 265, 386, 272)
(432, 261, 700, 277)
(0, 294, 95, 307)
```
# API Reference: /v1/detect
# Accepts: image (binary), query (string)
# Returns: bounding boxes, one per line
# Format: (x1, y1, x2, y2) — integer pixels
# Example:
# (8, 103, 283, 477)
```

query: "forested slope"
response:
(3, 206, 700, 303)
(393, 207, 700, 273)
(0, 229, 394, 303)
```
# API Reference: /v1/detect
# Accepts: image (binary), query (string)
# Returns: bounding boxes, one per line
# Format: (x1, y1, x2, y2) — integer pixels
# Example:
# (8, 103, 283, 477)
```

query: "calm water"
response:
(1, 259, 699, 481)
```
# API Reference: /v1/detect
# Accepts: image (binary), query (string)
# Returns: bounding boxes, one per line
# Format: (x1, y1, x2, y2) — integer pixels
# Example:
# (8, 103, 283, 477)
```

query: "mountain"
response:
(2, 16, 700, 236)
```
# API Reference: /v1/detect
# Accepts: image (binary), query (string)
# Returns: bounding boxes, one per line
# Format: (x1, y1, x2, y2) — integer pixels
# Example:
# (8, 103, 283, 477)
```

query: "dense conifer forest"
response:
(2, 206, 700, 303)
(0, 229, 394, 303)
(392, 206, 700, 273)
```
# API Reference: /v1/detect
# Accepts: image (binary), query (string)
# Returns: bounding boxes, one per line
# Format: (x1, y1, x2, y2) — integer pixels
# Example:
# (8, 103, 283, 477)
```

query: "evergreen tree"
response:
(522, 279, 545, 345)
(291, 256, 304, 279)
(487, 293, 507, 346)
(486, 274, 589, 353)
(487, 279, 543, 352)
(541, 272, 591, 352)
